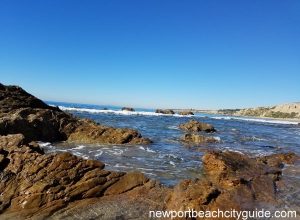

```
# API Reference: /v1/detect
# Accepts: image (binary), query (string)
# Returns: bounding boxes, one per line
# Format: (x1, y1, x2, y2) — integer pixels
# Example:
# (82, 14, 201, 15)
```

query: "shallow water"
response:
(43, 101, 300, 186)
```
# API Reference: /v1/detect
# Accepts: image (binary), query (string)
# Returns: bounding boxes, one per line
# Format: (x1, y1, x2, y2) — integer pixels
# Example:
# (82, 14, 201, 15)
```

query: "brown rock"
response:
(178, 111, 194, 115)
(0, 134, 161, 219)
(181, 133, 219, 145)
(179, 119, 216, 133)
(155, 109, 175, 114)
(0, 84, 151, 145)
(121, 107, 135, 111)
(166, 151, 284, 219)
(68, 122, 152, 145)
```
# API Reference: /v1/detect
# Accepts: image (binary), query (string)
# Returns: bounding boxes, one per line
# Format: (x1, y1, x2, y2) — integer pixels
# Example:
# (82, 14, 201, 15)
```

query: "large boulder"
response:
(166, 151, 296, 219)
(155, 109, 175, 114)
(68, 121, 152, 145)
(0, 84, 151, 145)
(179, 119, 216, 133)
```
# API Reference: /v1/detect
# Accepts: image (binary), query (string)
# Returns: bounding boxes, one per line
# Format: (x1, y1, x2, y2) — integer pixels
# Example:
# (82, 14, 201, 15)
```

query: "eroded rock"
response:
(155, 109, 175, 115)
(178, 111, 194, 115)
(0, 84, 151, 145)
(181, 133, 219, 145)
(179, 120, 216, 133)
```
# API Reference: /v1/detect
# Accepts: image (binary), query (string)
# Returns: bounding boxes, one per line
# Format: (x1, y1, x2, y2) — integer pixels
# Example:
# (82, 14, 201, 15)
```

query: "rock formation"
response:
(181, 133, 219, 145)
(0, 83, 298, 219)
(0, 134, 297, 219)
(0, 134, 166, 219)
(0, 83, 151, 144)
(178, 111, 194, 115)
(179, 120, 216, 133)
(121, 107, 135, 112)
(155, 109, 175, 114)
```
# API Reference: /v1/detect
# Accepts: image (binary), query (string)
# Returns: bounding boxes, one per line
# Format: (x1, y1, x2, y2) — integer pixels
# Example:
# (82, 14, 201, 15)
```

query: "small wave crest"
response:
(211, 116, 299, 125)
(56, 105, 193, 117)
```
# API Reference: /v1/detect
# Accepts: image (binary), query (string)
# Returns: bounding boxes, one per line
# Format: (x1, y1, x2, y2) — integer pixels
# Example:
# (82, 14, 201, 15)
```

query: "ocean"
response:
(43, 101, 300, 186)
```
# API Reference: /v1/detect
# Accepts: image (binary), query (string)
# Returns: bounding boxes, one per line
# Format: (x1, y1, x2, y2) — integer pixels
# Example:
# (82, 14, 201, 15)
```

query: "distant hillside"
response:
(218, 103, 300, 119)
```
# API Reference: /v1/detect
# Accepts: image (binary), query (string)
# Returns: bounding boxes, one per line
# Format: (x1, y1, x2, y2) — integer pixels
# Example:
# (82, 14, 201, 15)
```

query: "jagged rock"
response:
(121, 107, 135, 112)
(166, 151, 294, 219)
(179, 119, 216, 133)
(0, 84, 151, 145)
(181, 133, 219, 144)
(0, 134, 163, 219)
(257, 152, 298, 168)
(0, 135, 297, 219)
(178, 111, 194, 115)
(155, 109, 175, 114)
(68, 122, 152, 145)
(0, 83, 59, 114)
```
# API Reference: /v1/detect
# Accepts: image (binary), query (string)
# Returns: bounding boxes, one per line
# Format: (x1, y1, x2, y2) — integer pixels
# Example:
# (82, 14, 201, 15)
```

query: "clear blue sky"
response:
(0, 0, 299, 109)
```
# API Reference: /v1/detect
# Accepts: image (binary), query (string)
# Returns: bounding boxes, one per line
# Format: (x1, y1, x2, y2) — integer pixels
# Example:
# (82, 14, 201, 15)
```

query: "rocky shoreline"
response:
(0, 83, 299, 219)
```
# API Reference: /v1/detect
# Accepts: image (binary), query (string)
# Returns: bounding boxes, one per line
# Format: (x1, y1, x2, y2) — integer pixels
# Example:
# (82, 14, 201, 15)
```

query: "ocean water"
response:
(43, 101, 300, 186)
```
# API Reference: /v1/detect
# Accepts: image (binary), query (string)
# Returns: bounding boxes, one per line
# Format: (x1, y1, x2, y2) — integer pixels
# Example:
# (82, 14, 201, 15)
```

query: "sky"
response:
(0, 0, 299, 109)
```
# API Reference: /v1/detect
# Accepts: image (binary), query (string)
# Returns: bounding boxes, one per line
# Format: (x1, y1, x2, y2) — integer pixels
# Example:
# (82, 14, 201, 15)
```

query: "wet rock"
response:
(179, 119, 216, 133)
(68, 122, 152, 145)
(0, 84, 151, 145)
(257, 152, 299, 168)
(166, 151, 285, 219)
(121, 107, 135, 112)
(178, 111, 194, 115)
(181, 133, 219, 145)
(155, 109, 175, 114)
(0, 134, 163, 219)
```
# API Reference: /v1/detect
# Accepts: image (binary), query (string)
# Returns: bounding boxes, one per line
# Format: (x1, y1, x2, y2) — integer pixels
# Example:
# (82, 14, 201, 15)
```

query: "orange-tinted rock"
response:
(179, 120, 216, 133)
(181, 133, 219, 145)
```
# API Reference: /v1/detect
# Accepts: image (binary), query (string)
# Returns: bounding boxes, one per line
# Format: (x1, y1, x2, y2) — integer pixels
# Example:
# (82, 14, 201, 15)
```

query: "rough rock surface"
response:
(181, 133, 219, 145)
(0, 134, 297, 219)
(155, 109, 175, 114)
(179, 120, 216, 133)
(166, 151, 296, 219)
(0, 84, 151, 145)
(121, 107, 135, 112)
(178, 111, 194, 115)
(0, 134, 166, 219)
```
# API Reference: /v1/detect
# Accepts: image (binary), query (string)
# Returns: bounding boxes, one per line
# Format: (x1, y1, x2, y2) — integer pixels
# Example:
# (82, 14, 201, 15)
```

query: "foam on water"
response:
(56, 106, 193, 117)
(211, 116, 299, 125)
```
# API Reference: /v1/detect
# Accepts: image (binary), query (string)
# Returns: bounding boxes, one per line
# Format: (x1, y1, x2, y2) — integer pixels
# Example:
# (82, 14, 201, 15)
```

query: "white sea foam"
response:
(57, 106, 192, 117)
(211, 116, 299, 125)
(56, 105, 298, 124)
(72, 145, 86, 150)
(138, 146, 156, 153)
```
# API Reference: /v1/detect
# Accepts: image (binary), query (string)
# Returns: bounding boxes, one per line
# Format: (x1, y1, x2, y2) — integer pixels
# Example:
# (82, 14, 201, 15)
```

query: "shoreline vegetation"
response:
(0, 83, 299, 219)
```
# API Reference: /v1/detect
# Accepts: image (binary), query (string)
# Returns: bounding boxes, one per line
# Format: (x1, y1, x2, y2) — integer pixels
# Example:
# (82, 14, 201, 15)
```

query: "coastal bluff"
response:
(0, 83, 298, 219)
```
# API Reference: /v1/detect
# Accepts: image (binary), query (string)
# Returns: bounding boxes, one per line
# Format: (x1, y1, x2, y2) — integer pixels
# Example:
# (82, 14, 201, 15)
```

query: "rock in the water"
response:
(68, 121, 152, 145)
(121, 107, 135, 112)
(181, 133, 219, 144)
(178, 111, 194, 115)
(155, 109, 175, 114)
(179, 119, 216, 133)
(0, 84, 151, 145)
(0, 134, 297, 219)
(166, 151, 291, 218)
(0, 134, 164, 219)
